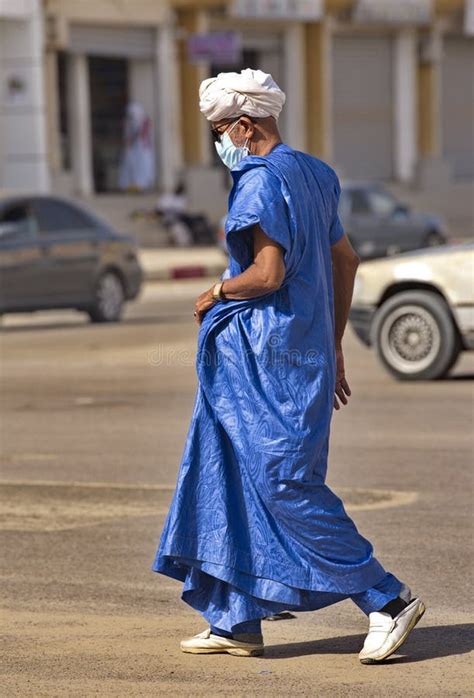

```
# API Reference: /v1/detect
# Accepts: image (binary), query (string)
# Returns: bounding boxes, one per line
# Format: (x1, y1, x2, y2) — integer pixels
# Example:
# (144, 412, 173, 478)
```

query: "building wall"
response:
(441, 35, 474, 177)
(42, 0, 179, 196)
(172, 0, 473, 192)
(1, 0, 471, 196)
(332, 33, 394, 180)
(0, 0, 49, 192)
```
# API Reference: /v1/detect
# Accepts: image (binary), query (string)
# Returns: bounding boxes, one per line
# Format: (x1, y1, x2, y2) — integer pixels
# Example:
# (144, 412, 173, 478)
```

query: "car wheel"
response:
(88, 271, 124, 323)
(371, 290, 460, 381)
(443, 330, 463, 374)
(424, 231, 445, 247)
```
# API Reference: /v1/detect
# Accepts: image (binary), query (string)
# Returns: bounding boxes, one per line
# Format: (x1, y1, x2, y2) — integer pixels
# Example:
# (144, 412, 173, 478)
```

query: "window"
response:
(367, 190, 396, 217)
(349, 190, 370, 215)
(32, 199, 97, 234)
(0, 204, 38, 239)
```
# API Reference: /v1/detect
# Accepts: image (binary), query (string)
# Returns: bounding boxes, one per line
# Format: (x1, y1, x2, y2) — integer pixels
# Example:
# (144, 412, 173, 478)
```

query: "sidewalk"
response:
(84, 186, 471, 283)
(84, 181, 473, 249)
(139, 246, 228, 281)
(137, 228, 473, 283)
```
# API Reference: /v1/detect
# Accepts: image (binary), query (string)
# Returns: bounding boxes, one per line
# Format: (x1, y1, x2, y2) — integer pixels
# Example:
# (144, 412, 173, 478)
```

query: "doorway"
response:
(88, 56, 128, 192)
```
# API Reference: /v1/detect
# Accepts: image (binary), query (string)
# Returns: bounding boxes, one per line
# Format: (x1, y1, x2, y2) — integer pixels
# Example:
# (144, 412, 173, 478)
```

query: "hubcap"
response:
(97, 274, 123, 318)
(380, 305, 441, 373)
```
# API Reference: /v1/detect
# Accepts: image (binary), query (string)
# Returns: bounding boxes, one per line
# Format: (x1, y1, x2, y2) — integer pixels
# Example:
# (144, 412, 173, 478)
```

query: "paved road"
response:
(1, 280, 473, 696)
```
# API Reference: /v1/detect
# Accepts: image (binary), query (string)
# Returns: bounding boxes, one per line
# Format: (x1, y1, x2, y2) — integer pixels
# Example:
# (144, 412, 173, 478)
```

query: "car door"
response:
(0, 200, 43, 309)
(30, 198, 102, 303)
(343, 189, 384, 259)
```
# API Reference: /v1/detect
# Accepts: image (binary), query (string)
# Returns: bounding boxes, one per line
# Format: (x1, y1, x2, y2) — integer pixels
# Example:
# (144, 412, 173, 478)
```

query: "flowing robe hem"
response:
(151, 527, 389, 630)
(153, 533, 386, 594)
(151, 545, 388, 633)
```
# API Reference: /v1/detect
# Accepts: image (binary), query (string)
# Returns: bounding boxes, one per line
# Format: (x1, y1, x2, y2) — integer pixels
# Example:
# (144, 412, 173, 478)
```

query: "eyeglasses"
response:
(210, 118, 240, 144)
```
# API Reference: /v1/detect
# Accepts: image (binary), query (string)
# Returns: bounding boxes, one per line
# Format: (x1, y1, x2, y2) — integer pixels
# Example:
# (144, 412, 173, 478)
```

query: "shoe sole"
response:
(359, 600, 426, 664)
(180, 645, 264, 657)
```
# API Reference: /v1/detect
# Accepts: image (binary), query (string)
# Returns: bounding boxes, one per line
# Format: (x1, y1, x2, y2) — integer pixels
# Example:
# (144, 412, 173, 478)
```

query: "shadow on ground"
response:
(262, 623, 474, 663)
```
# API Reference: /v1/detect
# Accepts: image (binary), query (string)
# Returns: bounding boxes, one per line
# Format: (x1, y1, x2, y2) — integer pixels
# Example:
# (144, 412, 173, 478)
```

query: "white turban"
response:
(199, 68, 286, 122)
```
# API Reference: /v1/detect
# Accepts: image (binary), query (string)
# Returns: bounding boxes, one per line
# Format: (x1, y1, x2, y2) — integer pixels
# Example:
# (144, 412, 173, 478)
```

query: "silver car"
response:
(339, 183, 448, 260)
(349, 242, 474, 380)
(0, 194, 143, 322)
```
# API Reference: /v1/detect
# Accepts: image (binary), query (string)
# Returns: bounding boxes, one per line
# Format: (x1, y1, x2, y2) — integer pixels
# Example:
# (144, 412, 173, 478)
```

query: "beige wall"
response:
(40, 0, 471, 191)
(43, 0, 166, 26)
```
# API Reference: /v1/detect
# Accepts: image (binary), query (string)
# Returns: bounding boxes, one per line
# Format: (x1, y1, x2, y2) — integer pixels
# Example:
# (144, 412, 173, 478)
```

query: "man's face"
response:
(210, 117, 253, 148)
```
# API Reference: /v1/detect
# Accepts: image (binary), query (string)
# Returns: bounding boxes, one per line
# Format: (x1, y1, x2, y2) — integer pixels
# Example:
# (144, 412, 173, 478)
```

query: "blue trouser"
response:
(210, 571, 403, 637)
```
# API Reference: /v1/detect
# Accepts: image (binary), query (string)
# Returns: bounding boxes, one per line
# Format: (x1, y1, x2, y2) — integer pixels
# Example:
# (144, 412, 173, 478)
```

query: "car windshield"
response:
(367, 190, 397, 216)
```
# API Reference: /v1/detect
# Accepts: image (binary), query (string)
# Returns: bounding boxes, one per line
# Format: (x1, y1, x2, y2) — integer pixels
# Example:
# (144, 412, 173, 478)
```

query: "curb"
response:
(139, 246, 228, 282)
(144, 261, 227, 282)
(140, 238, 471, 283)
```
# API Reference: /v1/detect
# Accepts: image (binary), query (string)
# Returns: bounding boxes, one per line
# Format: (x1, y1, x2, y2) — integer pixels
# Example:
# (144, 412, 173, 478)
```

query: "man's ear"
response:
(240, 117, 255, 139)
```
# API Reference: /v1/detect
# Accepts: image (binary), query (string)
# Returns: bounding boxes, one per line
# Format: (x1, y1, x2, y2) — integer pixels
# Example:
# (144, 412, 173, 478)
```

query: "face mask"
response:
(215, 120, 250, 169)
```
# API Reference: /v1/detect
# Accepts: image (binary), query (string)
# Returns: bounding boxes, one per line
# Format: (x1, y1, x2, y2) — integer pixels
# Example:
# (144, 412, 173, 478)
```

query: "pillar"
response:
(284, 23, 306, 151)
(393, 28, 417, 182)
(67, 52, 93, 195)
(416, 25, 451, 187)
(44, 49, 62, 174)
(155, 15, 184, 193)
(304, 19, 333, 161)
(176, 8, 210, 167)
(418, 28, 442, 159)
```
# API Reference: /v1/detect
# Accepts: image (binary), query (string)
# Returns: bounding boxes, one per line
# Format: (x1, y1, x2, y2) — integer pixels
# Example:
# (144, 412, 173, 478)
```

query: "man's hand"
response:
(194, 286, 216, 325)
(334, 345, 351, 410)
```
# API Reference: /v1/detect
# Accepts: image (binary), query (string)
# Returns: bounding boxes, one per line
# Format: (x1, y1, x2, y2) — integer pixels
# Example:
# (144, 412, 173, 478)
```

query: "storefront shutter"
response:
(442, 36, 474, 179)
(69, 24, 155, 59)
(332, 34, 393, 180)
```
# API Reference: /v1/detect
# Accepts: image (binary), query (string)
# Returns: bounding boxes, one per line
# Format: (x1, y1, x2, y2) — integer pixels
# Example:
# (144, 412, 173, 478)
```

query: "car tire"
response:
(371, 290, 460, 381)
(87, 270, 124, 323)
(443, 329, 463, 375)
(424, 230, 445, 247)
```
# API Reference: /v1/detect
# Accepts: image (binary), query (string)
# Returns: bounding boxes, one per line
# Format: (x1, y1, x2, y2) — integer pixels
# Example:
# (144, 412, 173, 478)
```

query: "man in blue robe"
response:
(151, 68, 426, 662)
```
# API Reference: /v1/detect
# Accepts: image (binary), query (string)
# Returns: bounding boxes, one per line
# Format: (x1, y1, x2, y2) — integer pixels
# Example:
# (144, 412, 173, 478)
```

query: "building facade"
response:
(0, 0, 49, 192)
(173, 0, 473, 189)
(1, 0, 181, 196)
(0, 0, 472, 205)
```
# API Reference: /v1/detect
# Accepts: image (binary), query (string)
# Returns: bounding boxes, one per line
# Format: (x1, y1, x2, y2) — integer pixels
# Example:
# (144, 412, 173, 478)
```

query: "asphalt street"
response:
(1, 279, 473, 696)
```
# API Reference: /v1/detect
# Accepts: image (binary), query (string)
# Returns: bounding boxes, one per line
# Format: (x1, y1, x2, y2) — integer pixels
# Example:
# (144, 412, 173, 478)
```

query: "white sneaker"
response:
(359, 592, 426, 664)
(180, 626, 264, 657)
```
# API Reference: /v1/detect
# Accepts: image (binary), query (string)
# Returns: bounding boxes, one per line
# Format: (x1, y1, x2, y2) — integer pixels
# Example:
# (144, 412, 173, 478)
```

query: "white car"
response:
(349, 242, 474, 380)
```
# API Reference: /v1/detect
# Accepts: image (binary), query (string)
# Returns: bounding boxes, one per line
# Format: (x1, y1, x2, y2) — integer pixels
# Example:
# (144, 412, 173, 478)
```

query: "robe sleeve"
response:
(328, 174, 345, 246)
(225, 167, 291, 268)
(329, 213, 345, 246)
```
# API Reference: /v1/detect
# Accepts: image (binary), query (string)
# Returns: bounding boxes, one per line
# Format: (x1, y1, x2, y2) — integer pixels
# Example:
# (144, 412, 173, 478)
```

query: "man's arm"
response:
(330, 233, 361, 348)
(219, 223, 285, 299)
(194, 224, 285, 322)
(330, 233, 360, 410)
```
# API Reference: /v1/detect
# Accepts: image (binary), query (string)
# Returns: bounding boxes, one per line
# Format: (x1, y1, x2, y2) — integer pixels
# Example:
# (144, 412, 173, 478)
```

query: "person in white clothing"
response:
(118, 101, 155, 191)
